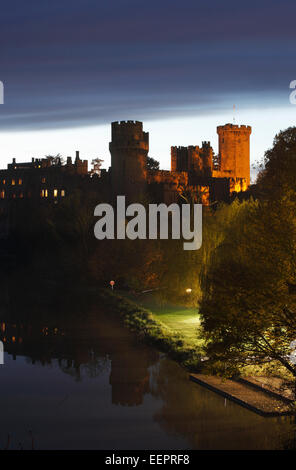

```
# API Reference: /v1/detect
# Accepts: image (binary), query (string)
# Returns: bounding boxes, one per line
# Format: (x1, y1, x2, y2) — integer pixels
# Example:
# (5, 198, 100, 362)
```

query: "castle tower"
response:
(171, 143, 213, 176)
(217, 124, 251, 187)
(109, 121, 149, 201)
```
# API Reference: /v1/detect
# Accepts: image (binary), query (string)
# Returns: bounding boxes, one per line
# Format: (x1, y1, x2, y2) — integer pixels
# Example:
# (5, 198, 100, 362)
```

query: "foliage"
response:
(199, 193, 296, 379)
(90, 158, 104, 176)
(256, 126, 296, 199)
(146, 156, 160, 171)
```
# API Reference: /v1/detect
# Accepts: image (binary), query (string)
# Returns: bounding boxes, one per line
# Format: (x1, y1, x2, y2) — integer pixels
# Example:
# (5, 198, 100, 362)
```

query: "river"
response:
(0, 295, 293, 450)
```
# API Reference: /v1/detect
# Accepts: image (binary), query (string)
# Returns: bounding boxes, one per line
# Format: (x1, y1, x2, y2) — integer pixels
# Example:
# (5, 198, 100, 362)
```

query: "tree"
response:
(199, 194, 296, 382)
(256, 126, 296, 199)
(90, 158, 104, 177)
(147, 156, 160, 171)
(45, 153, 65, 165)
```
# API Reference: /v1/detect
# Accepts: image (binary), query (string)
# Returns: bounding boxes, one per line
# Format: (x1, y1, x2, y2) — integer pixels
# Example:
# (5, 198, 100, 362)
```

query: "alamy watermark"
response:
(0, 341, 3, 364)
(289, 340, 296, 364)
(94, 196, 202, 250)
(0, 81, 3, 104)
(289, 80, 296, 104)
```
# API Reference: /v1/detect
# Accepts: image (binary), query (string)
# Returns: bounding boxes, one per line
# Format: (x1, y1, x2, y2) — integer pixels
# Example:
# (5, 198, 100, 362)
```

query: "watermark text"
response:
(0, 81, 3, 104)
(94, 196, 202, 250)
(0, 341, 4, 364)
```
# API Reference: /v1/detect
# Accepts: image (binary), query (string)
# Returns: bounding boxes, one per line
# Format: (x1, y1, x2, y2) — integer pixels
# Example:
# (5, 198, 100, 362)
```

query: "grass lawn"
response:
(119, 291, 202, 347)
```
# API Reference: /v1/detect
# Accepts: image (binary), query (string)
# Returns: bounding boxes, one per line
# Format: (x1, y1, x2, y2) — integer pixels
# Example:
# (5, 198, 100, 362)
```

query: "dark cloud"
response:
(0, 0, 295, 129)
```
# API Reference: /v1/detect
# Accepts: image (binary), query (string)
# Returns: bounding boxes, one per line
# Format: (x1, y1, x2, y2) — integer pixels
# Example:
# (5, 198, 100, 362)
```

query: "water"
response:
(0, 298, 293, 450)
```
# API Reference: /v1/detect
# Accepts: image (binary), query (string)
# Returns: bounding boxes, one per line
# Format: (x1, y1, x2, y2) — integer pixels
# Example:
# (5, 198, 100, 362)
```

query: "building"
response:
(0, 151, 105, 238)
(0, 120, 251, 236)
(109, 120, 251, 204)
(0, 151, 90, 203)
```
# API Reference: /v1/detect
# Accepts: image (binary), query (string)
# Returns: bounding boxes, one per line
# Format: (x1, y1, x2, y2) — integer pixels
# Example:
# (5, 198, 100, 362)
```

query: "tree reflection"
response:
(0, 287, 159, 406)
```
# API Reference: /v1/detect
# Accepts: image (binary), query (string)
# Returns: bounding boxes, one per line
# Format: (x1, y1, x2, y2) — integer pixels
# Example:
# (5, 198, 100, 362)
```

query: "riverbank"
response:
(97, 288, 203, 371)
(118, 290, 203, 345)
(97, 288, 296, 416)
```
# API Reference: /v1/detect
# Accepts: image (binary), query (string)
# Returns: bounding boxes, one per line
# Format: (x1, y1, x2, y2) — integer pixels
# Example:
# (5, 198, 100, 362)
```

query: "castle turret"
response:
(217, 124, 251, 187)
(171, 143, 213, 176)
(109, 121, 149, 201)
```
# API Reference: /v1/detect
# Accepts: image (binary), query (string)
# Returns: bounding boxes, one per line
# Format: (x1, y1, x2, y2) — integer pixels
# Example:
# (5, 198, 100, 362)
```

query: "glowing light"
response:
(186, 288, 192, 293)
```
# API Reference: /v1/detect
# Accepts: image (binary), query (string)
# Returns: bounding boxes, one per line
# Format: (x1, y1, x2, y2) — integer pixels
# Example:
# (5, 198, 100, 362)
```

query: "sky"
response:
(0, 0, 296, 180)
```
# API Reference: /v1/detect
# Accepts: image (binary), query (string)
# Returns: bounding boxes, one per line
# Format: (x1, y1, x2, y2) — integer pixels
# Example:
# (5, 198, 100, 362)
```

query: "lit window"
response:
(18, 178, 22, 185)
(41, 177, 46, 183)
(0, 190, 5, 199)
(61, 189, 65, 197)
(2, 179, 5, 185)
(11, 179, 15, 186)
(53, 189, 58, 197)
(45, 189, 48, 198)
(19, 192, 23, 198)
(40, 189, 44, 198)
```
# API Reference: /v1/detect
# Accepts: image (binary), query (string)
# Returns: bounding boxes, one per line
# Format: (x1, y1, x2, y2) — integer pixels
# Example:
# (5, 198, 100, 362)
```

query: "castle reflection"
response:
(0, 303, 159, 407)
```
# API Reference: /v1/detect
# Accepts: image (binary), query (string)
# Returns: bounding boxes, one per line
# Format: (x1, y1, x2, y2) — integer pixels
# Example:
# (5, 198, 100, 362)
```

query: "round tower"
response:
(109, 121, 149, 201)
(217, 123, 252, 187)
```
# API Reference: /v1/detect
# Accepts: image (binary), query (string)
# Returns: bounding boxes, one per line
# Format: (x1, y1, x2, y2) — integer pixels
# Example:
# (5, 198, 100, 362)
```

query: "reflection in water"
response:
(150, 360, 294, 450)
(0, 288, 294, 449)
(0, 308, 158, 407)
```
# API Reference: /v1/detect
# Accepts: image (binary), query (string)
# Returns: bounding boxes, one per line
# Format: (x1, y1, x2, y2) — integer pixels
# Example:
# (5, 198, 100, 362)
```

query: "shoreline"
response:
(97, 288, 295, 416)
(96, 288, 203, 372)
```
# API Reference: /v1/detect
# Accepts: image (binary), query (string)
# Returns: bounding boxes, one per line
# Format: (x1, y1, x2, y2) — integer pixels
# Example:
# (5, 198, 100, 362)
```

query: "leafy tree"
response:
(147, 156, 160, 171)
(199, 195, 296, 382)
(256, 126, 296, 199)
(90, 158, 104, 177)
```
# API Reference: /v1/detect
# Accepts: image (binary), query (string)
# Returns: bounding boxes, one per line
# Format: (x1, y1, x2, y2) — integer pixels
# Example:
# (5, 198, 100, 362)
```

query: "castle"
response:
(109, 120, 251, 204)
(0, 120, 251, 236)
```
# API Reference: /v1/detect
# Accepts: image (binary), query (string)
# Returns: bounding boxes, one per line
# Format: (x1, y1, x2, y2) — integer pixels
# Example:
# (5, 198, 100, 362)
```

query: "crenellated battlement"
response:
(217, 123, 252, 134)
(111, 120, 148, 147)
(112, 120, 142, 125)
(171, 145, 200, 151)
(111, 120, 143, 131)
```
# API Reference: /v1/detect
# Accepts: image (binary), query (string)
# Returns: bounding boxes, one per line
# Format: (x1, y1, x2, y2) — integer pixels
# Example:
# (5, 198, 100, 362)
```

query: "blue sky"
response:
(0, 0, 296, 179)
